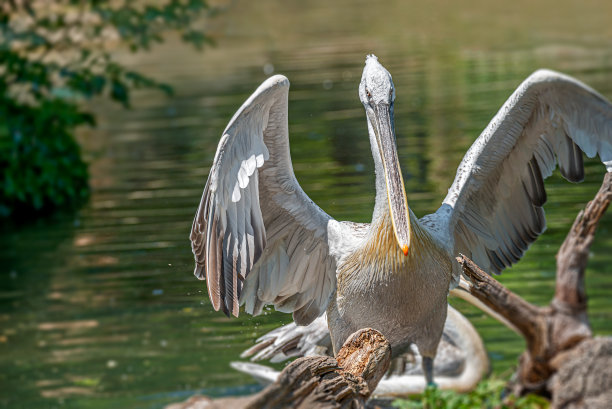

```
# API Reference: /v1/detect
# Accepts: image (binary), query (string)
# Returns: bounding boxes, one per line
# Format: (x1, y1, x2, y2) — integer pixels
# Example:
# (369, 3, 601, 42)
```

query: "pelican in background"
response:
(232, 301, 491, 397)
(191, 55, 612, 385)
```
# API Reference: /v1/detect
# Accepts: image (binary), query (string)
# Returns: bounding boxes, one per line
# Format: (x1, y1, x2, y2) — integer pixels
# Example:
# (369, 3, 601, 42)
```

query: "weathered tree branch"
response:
(456, 255, 543, 345)
(457, 172, 611, 398)
(554, 172, 612, 313)
(245, 328, 390, 409)
(167, 328, 391, 409)
(334, 327, 391, 392)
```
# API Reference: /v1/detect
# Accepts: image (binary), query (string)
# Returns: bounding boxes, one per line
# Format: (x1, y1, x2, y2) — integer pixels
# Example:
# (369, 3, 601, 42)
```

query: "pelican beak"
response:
(369, 102, 411, 255)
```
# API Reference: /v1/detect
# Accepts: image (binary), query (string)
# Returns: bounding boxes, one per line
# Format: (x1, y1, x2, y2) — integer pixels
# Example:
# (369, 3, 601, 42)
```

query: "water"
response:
(2, 1, 612, 407)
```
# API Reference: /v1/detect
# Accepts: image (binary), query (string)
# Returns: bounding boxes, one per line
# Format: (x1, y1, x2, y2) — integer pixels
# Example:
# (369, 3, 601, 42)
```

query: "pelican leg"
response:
(422, 356, 437, 387)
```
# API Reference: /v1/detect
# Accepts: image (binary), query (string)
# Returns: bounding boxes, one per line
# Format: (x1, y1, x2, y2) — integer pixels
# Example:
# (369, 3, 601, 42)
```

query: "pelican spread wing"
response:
(425, 69, 612, 274)
(190, 75, 337, 324)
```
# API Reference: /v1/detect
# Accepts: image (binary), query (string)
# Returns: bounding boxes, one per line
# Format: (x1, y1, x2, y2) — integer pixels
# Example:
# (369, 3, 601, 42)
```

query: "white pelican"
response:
(190, 55, 612, 385)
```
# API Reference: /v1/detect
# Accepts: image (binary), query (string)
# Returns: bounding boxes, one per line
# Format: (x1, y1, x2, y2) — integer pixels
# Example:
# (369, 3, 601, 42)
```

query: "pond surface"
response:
(2, 0, 612, 407)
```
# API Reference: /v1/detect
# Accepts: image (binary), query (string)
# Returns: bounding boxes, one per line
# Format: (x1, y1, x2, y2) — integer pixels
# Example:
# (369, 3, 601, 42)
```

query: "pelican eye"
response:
(366, 88, 373, 103)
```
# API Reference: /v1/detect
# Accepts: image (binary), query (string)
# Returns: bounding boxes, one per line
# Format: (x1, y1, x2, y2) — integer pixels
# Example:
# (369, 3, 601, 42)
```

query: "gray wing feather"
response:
(423, 69, 612, 274)
(190, 75, 337, 323)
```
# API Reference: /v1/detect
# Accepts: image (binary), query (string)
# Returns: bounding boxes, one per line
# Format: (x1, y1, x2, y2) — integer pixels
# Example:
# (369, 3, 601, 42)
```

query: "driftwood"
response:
(457, 172, 612, 405)
(167, 328, 391, 409)
(549, 337, 612, 409)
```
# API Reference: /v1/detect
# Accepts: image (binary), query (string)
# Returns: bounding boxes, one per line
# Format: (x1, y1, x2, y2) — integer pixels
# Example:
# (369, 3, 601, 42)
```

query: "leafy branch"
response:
(0, 0, 213, 217)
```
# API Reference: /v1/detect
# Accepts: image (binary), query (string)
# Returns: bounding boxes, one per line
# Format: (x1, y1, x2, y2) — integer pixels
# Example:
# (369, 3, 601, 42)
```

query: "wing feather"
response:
(422, 69, 612, 275)
(190, 75, 339, 324)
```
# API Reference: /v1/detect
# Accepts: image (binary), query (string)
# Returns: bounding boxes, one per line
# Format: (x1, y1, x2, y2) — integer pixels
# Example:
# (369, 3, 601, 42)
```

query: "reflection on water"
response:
(2, 0, 612, 407)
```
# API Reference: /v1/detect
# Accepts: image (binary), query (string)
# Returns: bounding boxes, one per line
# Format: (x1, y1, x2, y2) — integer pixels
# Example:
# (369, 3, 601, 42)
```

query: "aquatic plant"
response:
(392, 379, 550, 409)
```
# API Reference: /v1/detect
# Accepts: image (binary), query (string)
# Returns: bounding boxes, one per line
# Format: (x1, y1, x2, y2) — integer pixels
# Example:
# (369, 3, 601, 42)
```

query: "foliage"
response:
(392, 379, 550, 409)
(0, 0, 212, 218)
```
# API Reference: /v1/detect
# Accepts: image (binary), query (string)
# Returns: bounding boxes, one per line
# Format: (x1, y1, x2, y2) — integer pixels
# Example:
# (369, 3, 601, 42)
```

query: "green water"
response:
(2, 1, 612, 407)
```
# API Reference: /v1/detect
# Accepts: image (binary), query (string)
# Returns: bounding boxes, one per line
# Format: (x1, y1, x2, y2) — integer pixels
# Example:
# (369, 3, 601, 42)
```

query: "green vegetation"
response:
(392, 379, 550, 409)
(0, 0, 212, 218)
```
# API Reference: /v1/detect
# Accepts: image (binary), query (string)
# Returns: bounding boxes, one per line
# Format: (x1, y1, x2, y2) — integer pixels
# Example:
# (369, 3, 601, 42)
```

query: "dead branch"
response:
(457, 172, 611, 398)
(246, 328, 391, 409)
(167, 328, 391, 409)
(554, 172, 612, 313)
(456, 255, 544, 345)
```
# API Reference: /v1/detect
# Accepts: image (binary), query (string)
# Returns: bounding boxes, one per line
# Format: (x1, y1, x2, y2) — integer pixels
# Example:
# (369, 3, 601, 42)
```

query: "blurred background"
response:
(1, 0, 612, 408)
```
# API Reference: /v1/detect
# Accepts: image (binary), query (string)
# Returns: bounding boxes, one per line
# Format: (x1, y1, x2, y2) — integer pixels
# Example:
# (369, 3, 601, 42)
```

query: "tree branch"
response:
(245, 328, 391, 409)
(456, 254, 543, 344)
(554, 172, 612, 313)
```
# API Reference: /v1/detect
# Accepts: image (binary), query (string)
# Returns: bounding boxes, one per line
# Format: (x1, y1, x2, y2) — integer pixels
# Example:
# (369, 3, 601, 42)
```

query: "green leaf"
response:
(0, 0, 215, 219)
(111, 79, 129, 107)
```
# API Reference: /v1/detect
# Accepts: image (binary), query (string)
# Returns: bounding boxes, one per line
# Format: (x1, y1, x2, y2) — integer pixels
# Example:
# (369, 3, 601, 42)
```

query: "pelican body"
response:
(324, 58, 454, 373)
(328, 213, 452, 365)
(191, 55, 612, 385)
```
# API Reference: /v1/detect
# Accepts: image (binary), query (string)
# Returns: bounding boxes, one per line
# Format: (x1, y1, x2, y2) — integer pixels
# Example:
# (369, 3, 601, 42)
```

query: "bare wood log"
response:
(166, 328, 391, 409)
(245, 356, 353, 409)
(335, 327, 390, 392)
(457, 172, 611, 397)
(246, 328, 391, 409)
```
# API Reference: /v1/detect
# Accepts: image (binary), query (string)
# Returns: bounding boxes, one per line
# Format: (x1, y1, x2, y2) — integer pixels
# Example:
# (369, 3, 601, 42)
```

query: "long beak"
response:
(369, 102, 411, 255)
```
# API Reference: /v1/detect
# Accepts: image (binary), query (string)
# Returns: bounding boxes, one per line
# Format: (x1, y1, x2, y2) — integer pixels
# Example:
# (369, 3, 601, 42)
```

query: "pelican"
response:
(190, 55, 612, 385)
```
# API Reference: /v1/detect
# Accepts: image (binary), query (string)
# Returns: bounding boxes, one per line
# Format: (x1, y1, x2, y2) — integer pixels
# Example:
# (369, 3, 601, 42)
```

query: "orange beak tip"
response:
(402, 244, 409, 256)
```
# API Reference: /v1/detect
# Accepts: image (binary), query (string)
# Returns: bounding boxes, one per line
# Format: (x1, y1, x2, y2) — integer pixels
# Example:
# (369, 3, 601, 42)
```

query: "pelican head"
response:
(360, 55, 411, 256)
